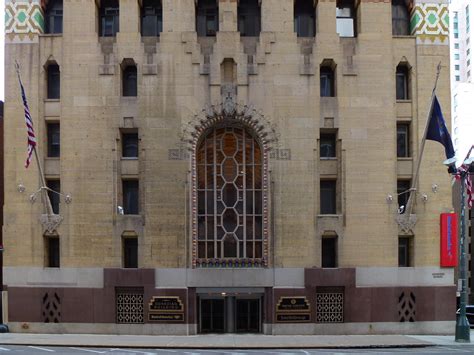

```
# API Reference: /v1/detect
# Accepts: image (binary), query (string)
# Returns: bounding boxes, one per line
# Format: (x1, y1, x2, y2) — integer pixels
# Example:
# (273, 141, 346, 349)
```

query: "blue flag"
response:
(426, 96, 455, 160)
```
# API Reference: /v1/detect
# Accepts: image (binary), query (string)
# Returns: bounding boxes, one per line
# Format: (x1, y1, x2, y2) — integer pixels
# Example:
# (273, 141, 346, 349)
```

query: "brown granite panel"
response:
(187, 287, 196, 324)
(8, 288, 54, 322)
(304, 268, 356, 288)
(263, 287, 273, 323)
(103, 268, 155, 287)
(61, 289, 95, 323)
(415, 286, 456, 322)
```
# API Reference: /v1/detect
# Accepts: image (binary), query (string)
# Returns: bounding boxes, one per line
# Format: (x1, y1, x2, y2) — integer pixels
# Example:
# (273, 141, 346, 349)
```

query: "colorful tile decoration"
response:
(410, 2, 449, 45)
(5, 0, 44, 43)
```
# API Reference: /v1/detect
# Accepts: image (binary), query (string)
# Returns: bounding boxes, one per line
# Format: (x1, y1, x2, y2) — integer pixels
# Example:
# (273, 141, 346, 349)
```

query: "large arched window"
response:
(196, 125, 263, 263)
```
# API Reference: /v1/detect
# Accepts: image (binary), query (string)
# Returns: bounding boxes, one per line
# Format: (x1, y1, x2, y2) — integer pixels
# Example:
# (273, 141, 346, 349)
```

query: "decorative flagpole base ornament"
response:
(40, 214, 63, 234)
(396, 214, 418, 234)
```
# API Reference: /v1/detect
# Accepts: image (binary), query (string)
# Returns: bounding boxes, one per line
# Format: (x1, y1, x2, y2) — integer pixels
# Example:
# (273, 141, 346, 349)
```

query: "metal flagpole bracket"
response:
(40, 214, 63, 234)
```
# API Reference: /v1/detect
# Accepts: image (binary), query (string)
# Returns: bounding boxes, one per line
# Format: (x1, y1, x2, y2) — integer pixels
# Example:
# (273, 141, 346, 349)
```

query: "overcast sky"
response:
(1, 0, 5, 101)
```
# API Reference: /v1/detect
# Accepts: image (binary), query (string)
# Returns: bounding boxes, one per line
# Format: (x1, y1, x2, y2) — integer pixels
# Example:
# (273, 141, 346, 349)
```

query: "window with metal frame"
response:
(99, 0, 119, 37)
(196, 0, 219, 37)
(45, 0, 63, 34)
(123, 237, 138, 268)
(397, 123, 410, 158)
(398, 237, 411, 267)
(123, 180, 139, 215)
(238, 0, 261, 37)
(122, 66, 137, 97)
(396, 65, 409, 100)
(336, 0, 356, 37)
(141, 0, 162, 36)
(320, 132, 337, 158)
(196, 126, 263, 261)
(322, 236, 337, 268)
(47, 64, 60, 99)
(391, 0, 410, 36)
(46, 179, 60, 215)
(294, 0, 315, 37)
(46, 236, 60, 268)
(122, 132, 139, 158)
(320, 180, 337, 214)
(47, 122, 60, 157)
(397, 179, 411, 214)
(320, 66, 335, 97)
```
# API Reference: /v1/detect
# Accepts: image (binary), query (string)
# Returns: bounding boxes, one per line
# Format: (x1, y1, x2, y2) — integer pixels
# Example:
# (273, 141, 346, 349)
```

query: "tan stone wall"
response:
(3, 0, 452, 270)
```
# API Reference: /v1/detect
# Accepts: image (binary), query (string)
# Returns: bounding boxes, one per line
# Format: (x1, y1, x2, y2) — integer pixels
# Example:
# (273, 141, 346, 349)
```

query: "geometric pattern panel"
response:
(116, 287, 144, 324)
(410, 3, 449, 45)
(5, 0, 44, 43)
(42, 292, 61, 323)
(316, 292, 344, 323)
(398, 291, 416, 322)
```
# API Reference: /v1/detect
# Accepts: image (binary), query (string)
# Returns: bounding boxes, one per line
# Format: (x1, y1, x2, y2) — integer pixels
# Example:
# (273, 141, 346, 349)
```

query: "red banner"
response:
(440, 213, 458, 267)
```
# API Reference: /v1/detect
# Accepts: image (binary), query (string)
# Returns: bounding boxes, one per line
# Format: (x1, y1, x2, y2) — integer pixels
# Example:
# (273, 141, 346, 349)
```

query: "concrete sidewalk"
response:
(0, 333, 447, 349)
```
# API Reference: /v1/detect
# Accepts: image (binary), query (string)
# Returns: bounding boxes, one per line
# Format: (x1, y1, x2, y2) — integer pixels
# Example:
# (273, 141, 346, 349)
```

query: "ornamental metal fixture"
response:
(396, 213, 417, 234)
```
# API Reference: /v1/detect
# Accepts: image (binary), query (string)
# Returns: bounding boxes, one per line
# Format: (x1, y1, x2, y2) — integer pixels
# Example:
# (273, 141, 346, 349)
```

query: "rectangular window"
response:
(397, 180, 411, 214)
(455, 53, 460, 60)
(46, 236, 60, 268)
(123, 180, 139, 215)
(47, 123, 60, 157)
(46, 179, 60, 215)
(47, 64, 60, 99)
(294, 0, 315, 37)
(320, 66, 335, 97)
(455, 43, 460, 49)
(99, 0, 119, 37)
(396, 66, 409, 100)
(398, 237, 411, 267)
(455, 64, 460, 70)
(397, 123, 410, 158)
(322, 236, 337, 268)
(455, 33, 459, 39)
(123, 238, 138, 268)
(196, 0, 218, 37)
(122, 132, 138, 158)
(456, 75, 461, 81)
(238, 0, 261, 37)
(336, 0, 355, 37)
(320, 133, 337, 158)
(320, 180, 337, 214)
(141, 0, 162, 36)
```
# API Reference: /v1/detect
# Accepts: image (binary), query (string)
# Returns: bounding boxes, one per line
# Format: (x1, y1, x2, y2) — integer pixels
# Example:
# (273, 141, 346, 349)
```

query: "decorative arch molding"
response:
(187, 98, 275, 268)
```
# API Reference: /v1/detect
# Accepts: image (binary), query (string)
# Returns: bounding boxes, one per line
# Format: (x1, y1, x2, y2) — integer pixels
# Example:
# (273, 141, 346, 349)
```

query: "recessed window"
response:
(455, 64, 460, 70)
(455, 43, 459, 49)
(123, 180, 139, 215)
(45, 0, 63, 34)
(391, 0, 410, 35)
(456, 75, 460, 81)
(336, 0, 356, 37)
(196, 0, 218, 37)
(294, 0, 315, 37)
(122, 132, 139, 158)
(123, 237, 138, 268)
(398, 237, 411, 267)
(396, 64, 409, 100)
(320, 65, 335, 97)
(99, 0, 119, 37)
(320, 180, 337, 215)
(238, 0, 261, 37)
(47, 64, 60, 99)
(397, 123, 410, 158)
(46, 236, 60, 268)
(46, 179, 61, 215)
(47, 123, 60, 157)
(122, 66, 137, 97)
(455, 53, 460, 60)
(397, 180, 411, 214)
(320, 133, 337, 158)
(141, 0, 162, 36)
(322, 236, 337, 268)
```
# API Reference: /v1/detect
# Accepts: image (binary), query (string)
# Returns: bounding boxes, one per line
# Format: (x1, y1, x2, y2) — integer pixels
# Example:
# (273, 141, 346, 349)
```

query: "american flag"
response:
(16, 67, 37, 168)
(458, 165, 473, 209)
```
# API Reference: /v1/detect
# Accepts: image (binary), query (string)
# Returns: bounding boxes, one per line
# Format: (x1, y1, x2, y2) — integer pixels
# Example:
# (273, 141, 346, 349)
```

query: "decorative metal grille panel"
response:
(316, 292, 344, 323)
(42, 292, 61, 323)
(115, 287, 144, 324)
(398, 291, 416, 322)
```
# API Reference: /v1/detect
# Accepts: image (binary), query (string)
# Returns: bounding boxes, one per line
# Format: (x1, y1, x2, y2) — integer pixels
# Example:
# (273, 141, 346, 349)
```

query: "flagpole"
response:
(33, 147, 54, 216)
(404, 62, 442, 218)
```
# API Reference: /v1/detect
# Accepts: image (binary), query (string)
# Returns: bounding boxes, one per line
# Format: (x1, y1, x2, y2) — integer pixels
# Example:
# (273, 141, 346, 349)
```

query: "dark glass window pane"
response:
(320, 180, 336, 214)
(123, 180, 139, 214)
(47, 123, 60, 157)
(320, 66, 335, 97)
(45, 0, 63, 34)
(392, 0, 410, 35)
(123, 238, 138, 268)
(396, 65, 409, 100)
(100, 0, 119, 37)
(397, 124, 409, 157)
(196, 0, 218, 36)
(397, 180, 411, 214)
(294, 0, 315, 37)
(47, 64, 60, 99)
(47, 180, 60, 215)
(123, 66, 137, 97)
(122, 133, 138, 157)
(320, 133, 336, 158)
(322, 237, 337, 268)
(47, 237, 60, 268)
(398, 237, 410, 267)
(141, 0, 162, 36)
(238, 0, 261, 36)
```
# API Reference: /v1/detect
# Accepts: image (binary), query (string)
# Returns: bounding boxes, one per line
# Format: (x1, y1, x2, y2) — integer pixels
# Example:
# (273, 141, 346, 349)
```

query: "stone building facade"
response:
(4, 0, 455, 334)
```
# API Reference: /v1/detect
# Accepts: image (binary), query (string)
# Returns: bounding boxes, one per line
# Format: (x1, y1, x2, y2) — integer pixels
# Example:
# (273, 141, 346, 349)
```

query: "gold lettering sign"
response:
(276, 297, 310, 312)
(149, 296, 184, 312)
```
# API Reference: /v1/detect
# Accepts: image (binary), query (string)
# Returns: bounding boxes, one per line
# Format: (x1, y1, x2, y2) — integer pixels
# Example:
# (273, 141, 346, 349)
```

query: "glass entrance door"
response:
(235, 298, 260, 333)
(200, 299, 225, 333)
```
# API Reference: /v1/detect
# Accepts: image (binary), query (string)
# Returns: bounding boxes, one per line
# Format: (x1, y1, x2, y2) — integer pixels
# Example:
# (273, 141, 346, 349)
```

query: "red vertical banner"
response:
(440, 213, 458, 267)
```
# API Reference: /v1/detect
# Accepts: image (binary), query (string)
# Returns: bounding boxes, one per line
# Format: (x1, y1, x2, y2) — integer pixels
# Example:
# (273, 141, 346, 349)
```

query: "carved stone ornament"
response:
(396, 214, 417, 234)
(40, 214, 63, 234)
(179, 96, 280, 154)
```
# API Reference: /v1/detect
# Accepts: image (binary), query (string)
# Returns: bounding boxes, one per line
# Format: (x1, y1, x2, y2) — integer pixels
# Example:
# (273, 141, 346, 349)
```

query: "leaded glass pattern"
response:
(196, 126, 263, 264)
